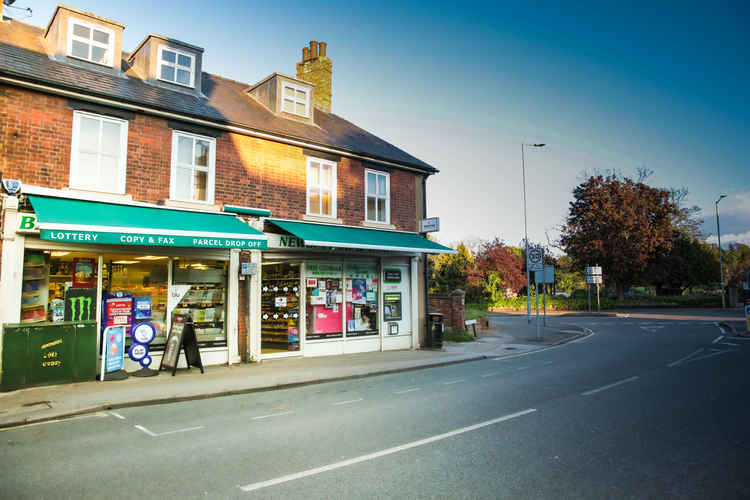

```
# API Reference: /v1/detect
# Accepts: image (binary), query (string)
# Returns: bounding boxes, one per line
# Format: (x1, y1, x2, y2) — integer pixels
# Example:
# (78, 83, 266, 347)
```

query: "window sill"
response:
(303, 214, 342, 224)
(361, 220, 395, 230)
(164, 199, 221, 212)
(64, 187, 131, 201)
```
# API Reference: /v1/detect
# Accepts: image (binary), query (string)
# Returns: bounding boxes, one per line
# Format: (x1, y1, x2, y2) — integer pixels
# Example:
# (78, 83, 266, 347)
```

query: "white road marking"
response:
(721, 342, 740, 347)
(516, 366, 530, 371)
(480, 371, 500, 378)
(442, 379, 465, 385)
(394, 388, 421, 394)
(581, 376, 639, 396)
(252, 411, 294, 420)
(134, 424, 204, 437)
(712, 335, 725, 344)
(668, 348, 704, 368)
(332, 398, 363, 406)
(109, 411, 126, 420)
(239, 408, 537, 493)
(681, 349, 734, 365)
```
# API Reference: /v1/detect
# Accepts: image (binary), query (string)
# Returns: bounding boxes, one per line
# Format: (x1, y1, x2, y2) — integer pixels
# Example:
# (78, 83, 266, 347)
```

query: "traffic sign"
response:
(527, 247, 544, 272)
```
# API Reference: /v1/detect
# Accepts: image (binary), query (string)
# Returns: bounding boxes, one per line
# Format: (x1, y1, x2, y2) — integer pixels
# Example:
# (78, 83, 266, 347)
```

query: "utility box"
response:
(1, 321, 97, 391)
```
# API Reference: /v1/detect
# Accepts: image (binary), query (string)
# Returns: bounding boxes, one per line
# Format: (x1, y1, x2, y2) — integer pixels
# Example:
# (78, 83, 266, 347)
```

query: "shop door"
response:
(382, 264, 411, 337)
(261, 263, 301, 356)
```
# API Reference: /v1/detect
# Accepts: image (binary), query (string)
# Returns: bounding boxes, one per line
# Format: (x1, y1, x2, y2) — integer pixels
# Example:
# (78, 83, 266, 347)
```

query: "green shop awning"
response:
(28, 195, 267, 250)
(267, 219, 455, 254)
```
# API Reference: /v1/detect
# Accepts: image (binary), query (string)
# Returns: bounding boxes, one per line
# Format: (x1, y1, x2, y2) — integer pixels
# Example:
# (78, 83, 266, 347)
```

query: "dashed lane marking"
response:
(442, 379, 465, 385)
(109, 411, 126, 420)
(332, 398, 363, 406)
(581, 376, 639, 396)
(252, 411, 294, 420)
(712, 335, 725, 344)
(668, 348, 704, 368)
(394, 388, 421, 394)
(134, 424, 204, 437)
(480, 372, 500, 378)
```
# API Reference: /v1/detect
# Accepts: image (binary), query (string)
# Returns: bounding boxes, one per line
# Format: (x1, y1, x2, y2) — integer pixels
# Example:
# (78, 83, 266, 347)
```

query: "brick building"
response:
(0, 4, 453, 375)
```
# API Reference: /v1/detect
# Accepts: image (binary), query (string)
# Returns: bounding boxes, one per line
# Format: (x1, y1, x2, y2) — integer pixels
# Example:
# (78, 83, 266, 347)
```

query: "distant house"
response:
(0, 4, 453, 373)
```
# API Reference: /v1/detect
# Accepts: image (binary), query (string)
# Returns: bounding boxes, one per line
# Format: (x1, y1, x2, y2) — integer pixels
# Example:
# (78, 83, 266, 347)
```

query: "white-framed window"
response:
(169, 131, 216, 203)
(67, 18, 114, 67)
(69, 111, 128, 194)
(306, 157, 337, 217)
(158, 45, 195, 88)
(365, 169, 390, 223)
(281, 82, 310, 117)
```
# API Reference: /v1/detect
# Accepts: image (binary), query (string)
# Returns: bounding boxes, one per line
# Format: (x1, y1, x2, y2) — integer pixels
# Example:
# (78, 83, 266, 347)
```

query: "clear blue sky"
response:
(9, 0, 750, 248)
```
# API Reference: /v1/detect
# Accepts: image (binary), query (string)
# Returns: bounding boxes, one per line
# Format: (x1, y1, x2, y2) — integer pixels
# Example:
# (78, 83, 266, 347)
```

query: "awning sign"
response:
(40, 230, 267, 249)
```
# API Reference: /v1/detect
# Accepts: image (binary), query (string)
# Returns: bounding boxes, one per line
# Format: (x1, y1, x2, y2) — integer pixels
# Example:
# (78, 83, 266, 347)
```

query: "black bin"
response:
(428, 313, 444, 349)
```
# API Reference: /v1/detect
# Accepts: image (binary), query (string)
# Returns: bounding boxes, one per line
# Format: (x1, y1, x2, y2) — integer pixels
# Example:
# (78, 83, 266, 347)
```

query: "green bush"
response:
(443, 329, 476, 342)
(488, 293, 721, 311)
(465, 302, 489, 321)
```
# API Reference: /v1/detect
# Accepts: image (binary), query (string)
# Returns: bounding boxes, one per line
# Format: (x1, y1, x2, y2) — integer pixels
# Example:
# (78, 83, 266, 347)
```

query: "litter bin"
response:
(428, 313, 444, 349)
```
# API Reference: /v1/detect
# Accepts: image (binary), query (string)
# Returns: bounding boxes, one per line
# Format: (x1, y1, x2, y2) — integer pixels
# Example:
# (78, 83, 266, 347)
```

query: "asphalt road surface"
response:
(2, 311, 749, 499)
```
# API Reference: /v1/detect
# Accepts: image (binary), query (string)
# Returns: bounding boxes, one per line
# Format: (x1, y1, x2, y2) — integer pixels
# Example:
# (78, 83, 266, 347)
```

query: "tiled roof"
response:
(0, 19, 436, 173)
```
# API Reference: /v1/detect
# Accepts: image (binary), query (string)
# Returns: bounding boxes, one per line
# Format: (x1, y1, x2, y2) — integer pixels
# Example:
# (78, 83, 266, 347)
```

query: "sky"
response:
(7, 0, 749, 250)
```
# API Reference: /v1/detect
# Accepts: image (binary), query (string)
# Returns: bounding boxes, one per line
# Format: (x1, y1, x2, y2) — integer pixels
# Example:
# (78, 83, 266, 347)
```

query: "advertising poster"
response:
(73, 258, 96, 288)
(135, 297, 152, 320)
(101, 325, 126, 379)
(103, 293, 134, 340)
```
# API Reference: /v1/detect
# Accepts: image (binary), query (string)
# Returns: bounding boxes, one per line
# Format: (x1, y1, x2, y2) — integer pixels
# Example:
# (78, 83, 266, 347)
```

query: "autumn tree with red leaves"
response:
(466, 238, 526, 302)
(561, 174, 678, 299)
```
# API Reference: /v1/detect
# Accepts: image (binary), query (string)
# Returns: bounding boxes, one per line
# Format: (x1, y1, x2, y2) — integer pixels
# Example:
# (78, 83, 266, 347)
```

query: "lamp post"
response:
(522, 143, 545, 323)
(715, 194, 727, 308)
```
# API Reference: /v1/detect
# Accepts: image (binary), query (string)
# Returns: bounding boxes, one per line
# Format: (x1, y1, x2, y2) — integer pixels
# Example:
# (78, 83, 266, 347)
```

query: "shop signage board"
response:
(103, 293, 134, 341)
(159, 313, 204, 376)
(266, 233, 307, 249)
(419, 217, 440, 233)
(527, 247, 544, 272)
(240, 262, 258, 275)
(39, 229, 267, 250)
(129, 321, 157, 373)
(384, 268, 402, 283)
(100, 325, 126, 380)
(17, 212, 40, 233)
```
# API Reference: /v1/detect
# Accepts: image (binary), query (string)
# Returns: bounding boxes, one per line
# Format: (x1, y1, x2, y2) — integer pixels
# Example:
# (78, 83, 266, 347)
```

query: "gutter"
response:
(0, 74, 438, 176)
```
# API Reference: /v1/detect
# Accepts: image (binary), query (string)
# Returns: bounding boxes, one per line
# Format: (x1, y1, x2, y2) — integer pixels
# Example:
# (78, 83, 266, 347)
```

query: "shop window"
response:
(102, 255, 168, 346)
(365, 170, 390, 223)
(171, 258, 227, 347)
(305, 262, 343, 340)
(261, 263, 301, 354)
(70, 111, 128, 194)
(306, 157, 337, 218)
(21, 250, 99, 324)
(345, 263, 379, 337)
(170, 131, 216, 204)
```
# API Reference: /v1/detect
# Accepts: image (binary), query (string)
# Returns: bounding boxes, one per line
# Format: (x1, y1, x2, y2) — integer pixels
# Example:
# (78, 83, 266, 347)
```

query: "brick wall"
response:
(428, 290, 465, 330)
(0, 85, 419, 232)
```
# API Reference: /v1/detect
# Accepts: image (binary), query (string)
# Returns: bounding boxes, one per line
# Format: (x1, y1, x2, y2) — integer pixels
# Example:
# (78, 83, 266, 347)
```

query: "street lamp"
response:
(715, 194, 727, 308)
(522, 142, 545, 323)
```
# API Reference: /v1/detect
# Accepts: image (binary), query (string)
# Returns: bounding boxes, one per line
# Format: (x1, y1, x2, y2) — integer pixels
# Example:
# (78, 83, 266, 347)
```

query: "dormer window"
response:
(158, 45, 195, 88)
(282, 82, 310, 117)
(67, 18, 114, 66)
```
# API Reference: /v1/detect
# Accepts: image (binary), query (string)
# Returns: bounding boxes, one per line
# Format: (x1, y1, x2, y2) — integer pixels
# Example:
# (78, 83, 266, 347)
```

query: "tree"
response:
(466, 238, 525, 302)
(429, 242, 472, 294)
(560, 174, 678, 299)
(646, 233, 719, 295)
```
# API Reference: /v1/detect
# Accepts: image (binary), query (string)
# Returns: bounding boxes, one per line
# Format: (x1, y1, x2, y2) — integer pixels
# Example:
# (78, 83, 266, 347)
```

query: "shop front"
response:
(255, 219, 453, 360)
(1, 193, 267, 375)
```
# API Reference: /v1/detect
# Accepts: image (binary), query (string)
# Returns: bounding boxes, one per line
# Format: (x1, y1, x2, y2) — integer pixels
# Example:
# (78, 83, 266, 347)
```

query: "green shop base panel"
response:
(1, 321, 97, 391)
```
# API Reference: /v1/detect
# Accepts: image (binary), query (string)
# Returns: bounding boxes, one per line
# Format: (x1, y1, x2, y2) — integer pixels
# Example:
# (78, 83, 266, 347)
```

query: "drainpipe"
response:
(422, 174, 430, 348)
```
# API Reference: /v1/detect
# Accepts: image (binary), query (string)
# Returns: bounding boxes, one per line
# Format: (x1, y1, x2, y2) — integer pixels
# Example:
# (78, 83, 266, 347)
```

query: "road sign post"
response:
(527, 247, 544, 326)
(585, 266, 603, 313)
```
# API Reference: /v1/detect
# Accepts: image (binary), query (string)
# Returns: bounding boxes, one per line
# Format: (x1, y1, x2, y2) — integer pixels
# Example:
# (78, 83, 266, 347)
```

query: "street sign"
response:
(527, 247, 544, 272)
(543, 265, 554, 284)
(420, 217, 440, 233)
(585, 266, 602, 276)
(585, 275, 602, 284)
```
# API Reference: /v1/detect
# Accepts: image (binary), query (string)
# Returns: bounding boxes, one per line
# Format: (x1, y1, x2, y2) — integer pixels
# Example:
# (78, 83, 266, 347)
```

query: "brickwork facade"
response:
(0, 85, 419, 232)
(428, 290, 466, 331)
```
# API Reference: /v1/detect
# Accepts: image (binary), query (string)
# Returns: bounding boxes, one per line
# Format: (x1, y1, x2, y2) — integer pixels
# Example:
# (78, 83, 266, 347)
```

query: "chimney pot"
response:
(310, 40, 318, 58)
(319, 42, 327, 57)
(302, 47, 310, 62)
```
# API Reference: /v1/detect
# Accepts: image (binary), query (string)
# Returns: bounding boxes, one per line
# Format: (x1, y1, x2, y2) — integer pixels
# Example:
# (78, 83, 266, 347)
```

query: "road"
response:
(2, 311, 749, 499)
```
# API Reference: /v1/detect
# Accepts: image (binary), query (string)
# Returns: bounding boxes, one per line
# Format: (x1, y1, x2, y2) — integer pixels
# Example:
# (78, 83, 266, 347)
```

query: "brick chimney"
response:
(296, 40, 332, 113)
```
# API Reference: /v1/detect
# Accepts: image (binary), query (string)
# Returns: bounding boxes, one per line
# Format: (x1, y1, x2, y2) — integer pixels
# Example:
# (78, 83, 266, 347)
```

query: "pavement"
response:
(0, 319, 588, 429)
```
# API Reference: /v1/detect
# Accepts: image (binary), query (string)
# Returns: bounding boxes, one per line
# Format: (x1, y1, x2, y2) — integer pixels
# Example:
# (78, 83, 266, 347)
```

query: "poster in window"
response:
(73, 258, 96, 288)
(103, 293, 134, 340)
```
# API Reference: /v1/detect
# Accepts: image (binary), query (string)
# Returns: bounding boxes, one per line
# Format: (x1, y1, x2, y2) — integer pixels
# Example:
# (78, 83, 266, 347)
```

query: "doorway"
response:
(261, 263, 301, 355)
